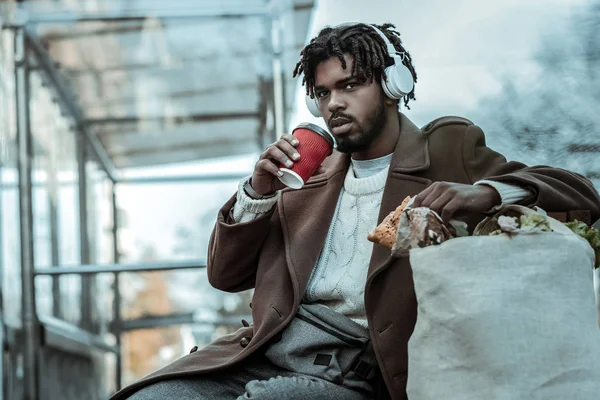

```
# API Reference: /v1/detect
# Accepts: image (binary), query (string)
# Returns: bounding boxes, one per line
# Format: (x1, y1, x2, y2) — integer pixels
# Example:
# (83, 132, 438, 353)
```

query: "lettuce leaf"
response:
(565, 220, 600, 268)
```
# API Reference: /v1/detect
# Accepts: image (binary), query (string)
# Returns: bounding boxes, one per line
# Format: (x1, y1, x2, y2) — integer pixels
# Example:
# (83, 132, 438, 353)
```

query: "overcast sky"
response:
(289, 0, 592, 128)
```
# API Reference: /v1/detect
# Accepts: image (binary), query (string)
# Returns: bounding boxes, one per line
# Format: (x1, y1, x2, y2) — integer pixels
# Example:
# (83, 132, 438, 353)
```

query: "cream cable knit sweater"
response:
(303, 158, 391, 327)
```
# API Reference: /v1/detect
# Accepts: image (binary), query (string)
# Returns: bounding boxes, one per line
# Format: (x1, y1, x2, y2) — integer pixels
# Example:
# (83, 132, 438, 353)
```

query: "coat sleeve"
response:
(461, 124, 600, 223)
(206, 194, 277, 292)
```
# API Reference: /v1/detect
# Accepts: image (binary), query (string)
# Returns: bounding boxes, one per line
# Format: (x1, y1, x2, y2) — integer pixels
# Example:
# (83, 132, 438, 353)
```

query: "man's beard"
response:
(333, 98, 387, 154)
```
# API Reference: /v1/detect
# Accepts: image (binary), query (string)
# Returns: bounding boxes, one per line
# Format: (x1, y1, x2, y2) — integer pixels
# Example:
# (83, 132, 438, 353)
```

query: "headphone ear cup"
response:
(382, 57, 414, 99)
(381, 68, 396, 100)
(305, 94, 321, 117)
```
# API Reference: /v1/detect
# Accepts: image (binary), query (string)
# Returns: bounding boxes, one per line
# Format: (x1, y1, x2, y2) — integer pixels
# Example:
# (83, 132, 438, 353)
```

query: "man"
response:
(113, 22, 600, 400)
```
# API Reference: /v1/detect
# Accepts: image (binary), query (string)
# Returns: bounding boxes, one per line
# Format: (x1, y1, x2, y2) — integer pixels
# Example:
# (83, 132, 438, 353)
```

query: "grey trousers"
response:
(127, 353, 371, 400)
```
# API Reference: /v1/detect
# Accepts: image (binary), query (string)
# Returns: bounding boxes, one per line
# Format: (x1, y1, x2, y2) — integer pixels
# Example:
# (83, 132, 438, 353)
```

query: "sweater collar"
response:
(318, 112, 429, 181)
(344, 163, 389, 196)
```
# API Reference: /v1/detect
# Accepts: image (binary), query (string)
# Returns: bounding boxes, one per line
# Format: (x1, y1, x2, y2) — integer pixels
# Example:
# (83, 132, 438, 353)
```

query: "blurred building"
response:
(0, 0, 315, 398)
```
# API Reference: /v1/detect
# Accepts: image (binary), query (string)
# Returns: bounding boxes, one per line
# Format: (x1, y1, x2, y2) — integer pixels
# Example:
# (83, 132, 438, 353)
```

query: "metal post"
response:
(0, 37, 5, 397)
(0, 313, 3, 400)
(0, 186, 4, 400)
(270, 10, 286, 140)
(111, 183, 122, 390)
(77, 132, 94, 331)
(47, 138, 61, 319)
(14, 23, 40, 400)
(0, 101, 4, 400)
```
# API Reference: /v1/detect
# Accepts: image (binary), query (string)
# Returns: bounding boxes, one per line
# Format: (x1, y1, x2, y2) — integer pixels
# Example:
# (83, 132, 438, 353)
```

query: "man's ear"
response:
(384, 96, 398, 107)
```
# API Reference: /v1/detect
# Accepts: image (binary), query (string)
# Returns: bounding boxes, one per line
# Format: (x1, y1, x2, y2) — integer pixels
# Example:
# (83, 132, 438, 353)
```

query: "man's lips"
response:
(329, 117, 353, 135)
(329, 117, 352, 128)
(331, 120, 353, 135)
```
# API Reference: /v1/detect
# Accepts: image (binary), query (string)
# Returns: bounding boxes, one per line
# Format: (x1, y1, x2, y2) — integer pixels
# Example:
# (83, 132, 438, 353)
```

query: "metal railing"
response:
(35, 260, 209, 392)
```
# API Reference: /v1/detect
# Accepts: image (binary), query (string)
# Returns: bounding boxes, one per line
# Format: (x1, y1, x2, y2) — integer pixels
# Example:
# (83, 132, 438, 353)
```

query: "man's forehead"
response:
(314, 54, 357, 87)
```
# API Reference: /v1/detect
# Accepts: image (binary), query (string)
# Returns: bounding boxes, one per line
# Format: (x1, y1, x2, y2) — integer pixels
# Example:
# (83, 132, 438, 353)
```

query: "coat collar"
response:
(392, 112, 430, 173)
(279, 113, 431, 300)
(309, 112, 430, 179)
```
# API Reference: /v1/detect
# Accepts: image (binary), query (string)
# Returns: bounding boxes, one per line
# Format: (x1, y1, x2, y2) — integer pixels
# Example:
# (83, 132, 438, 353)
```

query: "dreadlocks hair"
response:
(293, 22, 417, 109)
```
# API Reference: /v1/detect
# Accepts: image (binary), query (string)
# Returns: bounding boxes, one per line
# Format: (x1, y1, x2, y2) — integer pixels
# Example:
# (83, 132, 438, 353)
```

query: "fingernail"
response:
(292, 139, 299, 145)
(292, 153, 300, 160)
(285, 160, 293, 167)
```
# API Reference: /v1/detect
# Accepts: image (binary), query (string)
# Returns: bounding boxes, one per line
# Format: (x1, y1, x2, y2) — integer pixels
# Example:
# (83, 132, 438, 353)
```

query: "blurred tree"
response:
(474, 1, 600, 185)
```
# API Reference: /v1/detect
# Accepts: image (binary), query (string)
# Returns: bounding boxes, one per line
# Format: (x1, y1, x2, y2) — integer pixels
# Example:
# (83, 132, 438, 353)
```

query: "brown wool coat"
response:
(112, 113, 600, 400)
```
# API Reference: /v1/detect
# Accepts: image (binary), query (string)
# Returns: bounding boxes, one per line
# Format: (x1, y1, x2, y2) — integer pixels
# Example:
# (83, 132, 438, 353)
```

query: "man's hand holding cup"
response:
(249, 123, 336, 197)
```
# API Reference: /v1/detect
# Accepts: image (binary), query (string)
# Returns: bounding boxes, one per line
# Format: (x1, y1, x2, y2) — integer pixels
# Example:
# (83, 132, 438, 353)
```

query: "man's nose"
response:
(327, 91, 346, 113)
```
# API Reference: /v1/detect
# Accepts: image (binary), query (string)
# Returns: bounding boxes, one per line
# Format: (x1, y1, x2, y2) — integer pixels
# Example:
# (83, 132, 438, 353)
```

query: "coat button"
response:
(189, 346, 198, 354)
(240, 337, 251, 348)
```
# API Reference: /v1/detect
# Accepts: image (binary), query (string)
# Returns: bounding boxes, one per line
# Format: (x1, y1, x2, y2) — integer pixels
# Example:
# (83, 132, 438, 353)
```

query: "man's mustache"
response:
(328, 112, 354, 126)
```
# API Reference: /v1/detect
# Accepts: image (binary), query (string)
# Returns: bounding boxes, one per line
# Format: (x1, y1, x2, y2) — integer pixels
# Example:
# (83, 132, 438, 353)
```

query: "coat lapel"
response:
(278, 151, 350, 303)
(367, 113, 432, 278)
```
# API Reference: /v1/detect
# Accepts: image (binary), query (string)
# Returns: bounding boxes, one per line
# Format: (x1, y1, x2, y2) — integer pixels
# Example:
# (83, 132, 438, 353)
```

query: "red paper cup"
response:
(278, 122, 335, 189)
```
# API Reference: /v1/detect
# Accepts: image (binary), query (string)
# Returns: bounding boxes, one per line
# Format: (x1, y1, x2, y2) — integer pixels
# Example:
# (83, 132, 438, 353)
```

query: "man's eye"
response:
(345, 82, 358, 89)
(316, 91, 328, 98)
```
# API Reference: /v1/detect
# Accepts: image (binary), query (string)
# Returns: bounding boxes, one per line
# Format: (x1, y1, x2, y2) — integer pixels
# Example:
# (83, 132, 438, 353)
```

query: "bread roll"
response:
(367, 196, 412, 248)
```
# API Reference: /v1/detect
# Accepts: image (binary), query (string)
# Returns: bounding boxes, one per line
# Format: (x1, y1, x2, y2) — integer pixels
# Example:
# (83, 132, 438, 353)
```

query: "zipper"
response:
(295, 313, 366, 348)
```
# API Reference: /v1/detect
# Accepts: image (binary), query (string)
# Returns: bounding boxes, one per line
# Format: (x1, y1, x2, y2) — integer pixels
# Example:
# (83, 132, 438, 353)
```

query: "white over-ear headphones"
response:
(305, 23, 415, 118)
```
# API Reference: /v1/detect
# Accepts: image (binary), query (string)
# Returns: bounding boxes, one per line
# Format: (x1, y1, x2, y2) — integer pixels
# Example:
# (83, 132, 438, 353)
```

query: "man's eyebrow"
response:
(314, 76, 360, 91)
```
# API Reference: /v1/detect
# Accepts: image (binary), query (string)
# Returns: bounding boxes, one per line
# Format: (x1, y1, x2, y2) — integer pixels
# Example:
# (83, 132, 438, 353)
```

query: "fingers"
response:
(440, 199, 461, 223)
(281, 133, 299, 146)
(255, 158, 283, 178)
(260, 135, 301, 166)
(427, 191, 454, 215)
(412, 182, 449, 208)
(412, 182, 464, 221)
(412, 182, 499, 222)
(255, 134, 301, 179)
(411, 185, 434, 208)
(263, 146, 295, 168)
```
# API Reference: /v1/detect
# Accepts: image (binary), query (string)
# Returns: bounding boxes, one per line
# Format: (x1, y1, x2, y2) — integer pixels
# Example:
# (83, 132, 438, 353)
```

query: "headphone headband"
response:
(304, 22, 415, 117)
(335, 22, 403, 60)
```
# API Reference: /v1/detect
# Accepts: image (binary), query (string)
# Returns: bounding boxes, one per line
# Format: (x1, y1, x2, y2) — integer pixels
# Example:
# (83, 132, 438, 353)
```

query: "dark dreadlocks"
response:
(293, 23, 417, 109)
